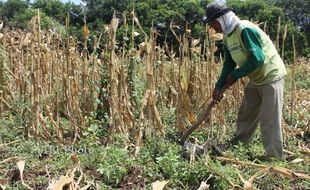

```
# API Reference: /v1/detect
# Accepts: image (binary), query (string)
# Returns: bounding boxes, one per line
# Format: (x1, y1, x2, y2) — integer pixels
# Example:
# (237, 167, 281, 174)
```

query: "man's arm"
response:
(215, 46, 236, 90)
(230, 28, 265, 80)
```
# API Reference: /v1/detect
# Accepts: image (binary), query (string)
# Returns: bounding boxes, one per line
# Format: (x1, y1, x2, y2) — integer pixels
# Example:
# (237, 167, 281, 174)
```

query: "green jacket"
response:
(215, 20, 287, 90)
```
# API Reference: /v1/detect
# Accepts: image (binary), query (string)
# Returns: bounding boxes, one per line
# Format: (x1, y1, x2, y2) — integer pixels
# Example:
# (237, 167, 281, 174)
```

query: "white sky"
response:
(1, 0, 83, 5)
(60, 0, 82, 4)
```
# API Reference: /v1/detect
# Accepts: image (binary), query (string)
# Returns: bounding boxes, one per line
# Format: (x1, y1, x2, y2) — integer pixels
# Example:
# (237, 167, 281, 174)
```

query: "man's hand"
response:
(212, 88, 223, 102)
(226, 74, 237, 87)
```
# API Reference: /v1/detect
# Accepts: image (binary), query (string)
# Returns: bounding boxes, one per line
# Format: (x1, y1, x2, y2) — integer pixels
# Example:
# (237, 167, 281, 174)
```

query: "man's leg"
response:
(260, 78, 284, 159)
(232, 83, 262, 144)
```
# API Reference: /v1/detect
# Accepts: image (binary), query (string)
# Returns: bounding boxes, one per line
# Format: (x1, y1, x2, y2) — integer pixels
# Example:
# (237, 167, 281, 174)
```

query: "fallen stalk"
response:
(0, 157, 20, 166)
(216, 156, 310, 180)
(0, 139, 21, 149)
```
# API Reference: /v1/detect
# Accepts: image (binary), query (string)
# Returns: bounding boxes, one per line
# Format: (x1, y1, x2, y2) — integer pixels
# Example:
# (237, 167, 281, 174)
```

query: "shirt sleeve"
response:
(230, 27, 265, 80)
(215, 45, 236, 90)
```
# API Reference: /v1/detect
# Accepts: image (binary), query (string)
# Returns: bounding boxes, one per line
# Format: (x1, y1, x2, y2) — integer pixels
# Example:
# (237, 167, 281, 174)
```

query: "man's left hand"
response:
(226, 74, 237, 86)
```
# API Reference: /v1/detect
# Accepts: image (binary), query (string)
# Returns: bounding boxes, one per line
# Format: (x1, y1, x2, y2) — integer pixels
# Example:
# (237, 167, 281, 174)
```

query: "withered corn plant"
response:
(1, 11, 296, 149)
(0, 10, 100, 143)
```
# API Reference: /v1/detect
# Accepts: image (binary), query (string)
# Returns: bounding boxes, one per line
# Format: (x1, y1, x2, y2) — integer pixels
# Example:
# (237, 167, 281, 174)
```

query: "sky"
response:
(60, 0, 82, 4)
(1, 0, 83, 5)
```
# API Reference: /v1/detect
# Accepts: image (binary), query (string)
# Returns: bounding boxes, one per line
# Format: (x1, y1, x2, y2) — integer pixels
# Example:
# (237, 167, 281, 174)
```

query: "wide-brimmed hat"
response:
(202, 2, 232, 23)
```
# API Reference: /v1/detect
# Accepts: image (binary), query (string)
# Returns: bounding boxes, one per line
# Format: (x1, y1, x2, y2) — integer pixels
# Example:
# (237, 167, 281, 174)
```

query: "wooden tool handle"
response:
(180, 84, 228, 143)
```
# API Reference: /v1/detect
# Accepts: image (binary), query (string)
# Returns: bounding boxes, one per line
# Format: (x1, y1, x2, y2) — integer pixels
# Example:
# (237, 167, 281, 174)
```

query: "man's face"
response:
(209, 20, 222, 33)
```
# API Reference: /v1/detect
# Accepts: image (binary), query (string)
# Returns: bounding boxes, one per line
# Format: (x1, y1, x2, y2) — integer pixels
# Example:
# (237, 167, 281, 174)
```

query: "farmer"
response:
(202, 2, 287, 159)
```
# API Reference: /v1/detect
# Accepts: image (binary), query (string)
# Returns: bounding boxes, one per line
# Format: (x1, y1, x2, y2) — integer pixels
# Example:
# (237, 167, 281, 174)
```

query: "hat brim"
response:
(202, 8, 232, 23)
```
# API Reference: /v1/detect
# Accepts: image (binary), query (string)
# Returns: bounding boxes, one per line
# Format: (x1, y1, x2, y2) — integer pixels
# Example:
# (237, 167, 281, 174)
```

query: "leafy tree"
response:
(32, 0, 67, 22)
(83, 0, 206, 48)
(274, 0, 309, 32)
(0, 0, 308, 59)
(83, 0, 132, 28)
(0, 0, 30, 28)
(32, 0, 84, 27)
(273, 0, 310, 57)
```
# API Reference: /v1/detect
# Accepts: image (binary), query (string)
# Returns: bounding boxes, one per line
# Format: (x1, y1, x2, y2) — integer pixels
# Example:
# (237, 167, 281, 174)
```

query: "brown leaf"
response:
(290, 158, 304, 163)
(152, 180, 168, 190)
(16, 160, 25, 181)
(47, 176, 73, 190)
(0, 179, 8, 186)
(17, 160, 33, 190)
(70, 154, 79, 165)
(197, 181, 209, 190)
(0, 183, 6, 190)
(83, 25, 90, 37)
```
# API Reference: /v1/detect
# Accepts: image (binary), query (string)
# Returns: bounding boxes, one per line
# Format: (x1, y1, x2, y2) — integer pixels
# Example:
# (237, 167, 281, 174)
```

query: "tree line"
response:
(0, 0, 309, 61)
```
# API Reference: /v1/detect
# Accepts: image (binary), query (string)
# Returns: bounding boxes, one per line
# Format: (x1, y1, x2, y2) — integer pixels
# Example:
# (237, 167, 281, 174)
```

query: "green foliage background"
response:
(0, 0, 309, 60)
(0, 1, 309, 189)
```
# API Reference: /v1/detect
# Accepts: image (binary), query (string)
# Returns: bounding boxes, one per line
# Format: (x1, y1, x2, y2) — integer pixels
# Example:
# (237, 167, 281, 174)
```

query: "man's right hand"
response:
(212, 88, 223, 102)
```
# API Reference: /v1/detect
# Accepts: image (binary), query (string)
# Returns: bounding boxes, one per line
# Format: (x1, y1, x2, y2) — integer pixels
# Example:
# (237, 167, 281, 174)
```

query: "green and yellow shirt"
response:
(215, 20, 287, 90)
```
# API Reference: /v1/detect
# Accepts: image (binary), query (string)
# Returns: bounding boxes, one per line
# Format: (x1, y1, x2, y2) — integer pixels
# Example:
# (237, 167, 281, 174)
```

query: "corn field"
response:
(0, 11, 308, 146)
(0, 11, 240, 144)
(0, 10, 309, 190)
